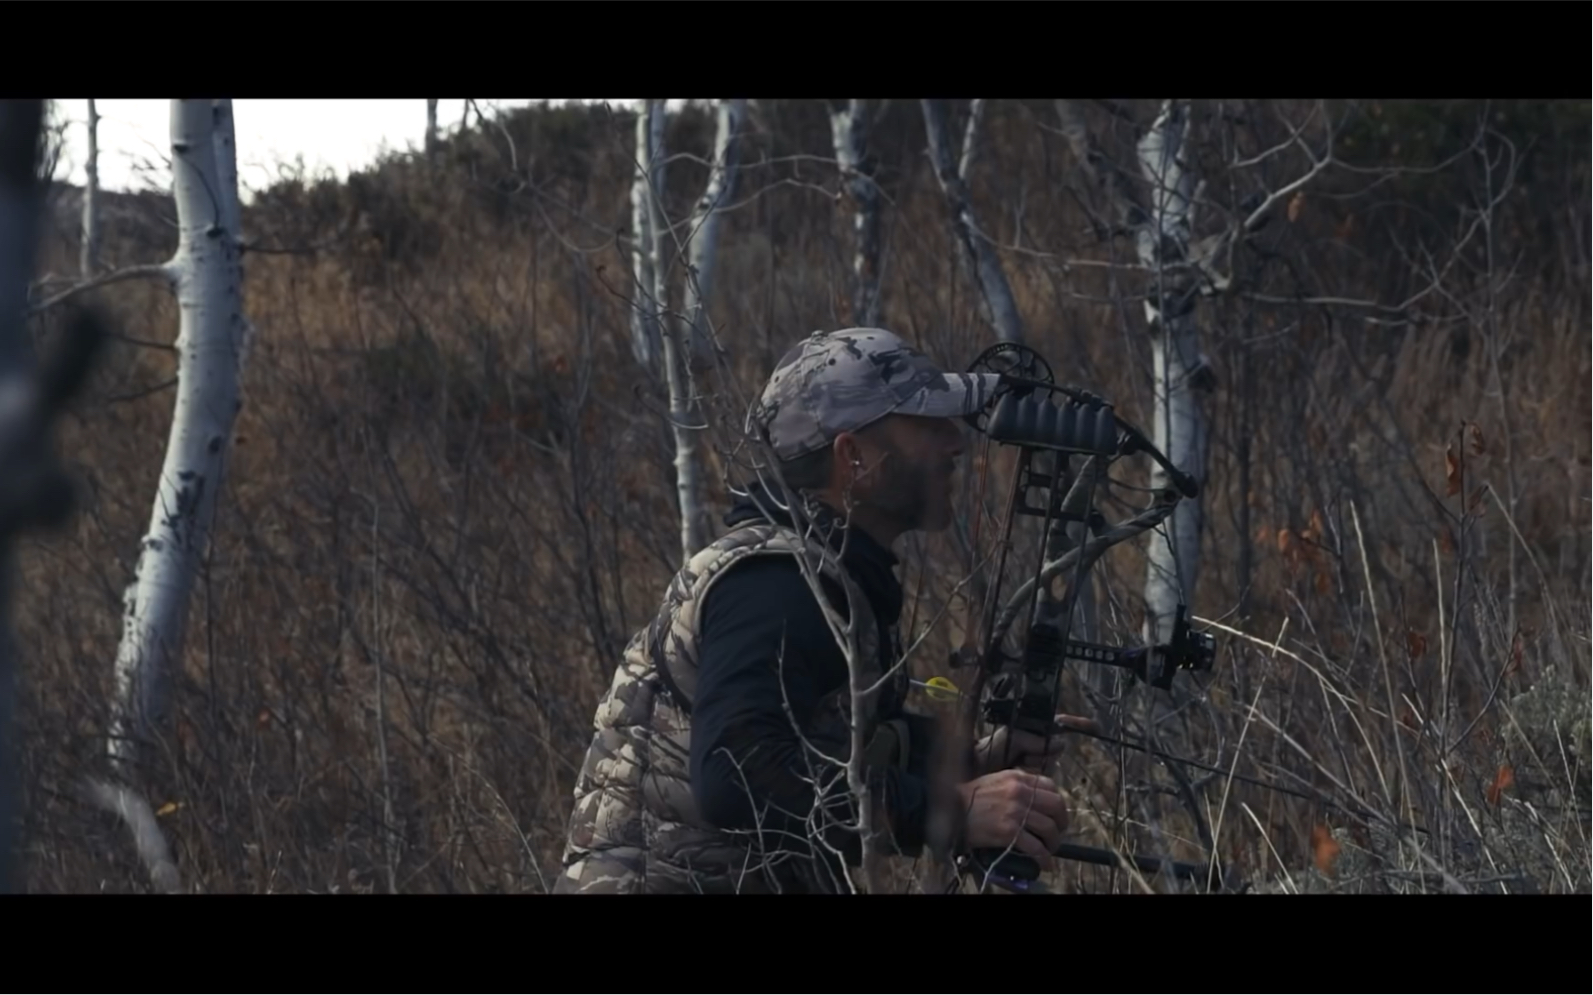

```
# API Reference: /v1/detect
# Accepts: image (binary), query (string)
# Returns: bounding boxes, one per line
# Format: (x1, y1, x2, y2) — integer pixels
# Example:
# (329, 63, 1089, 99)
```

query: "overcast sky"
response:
(50, 99, 646, 203)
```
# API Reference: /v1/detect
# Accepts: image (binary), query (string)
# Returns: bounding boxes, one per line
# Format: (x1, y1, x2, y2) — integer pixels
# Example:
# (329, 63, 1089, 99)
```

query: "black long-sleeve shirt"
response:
(688, 489, 945, 888)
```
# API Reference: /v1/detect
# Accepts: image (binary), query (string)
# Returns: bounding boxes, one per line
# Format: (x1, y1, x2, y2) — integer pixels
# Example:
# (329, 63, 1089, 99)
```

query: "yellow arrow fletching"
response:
(924, 676, 959, 702)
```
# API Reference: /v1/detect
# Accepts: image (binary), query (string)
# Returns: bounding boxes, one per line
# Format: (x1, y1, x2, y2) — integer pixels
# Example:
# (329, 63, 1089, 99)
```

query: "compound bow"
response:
(944, 342, 1230, 894)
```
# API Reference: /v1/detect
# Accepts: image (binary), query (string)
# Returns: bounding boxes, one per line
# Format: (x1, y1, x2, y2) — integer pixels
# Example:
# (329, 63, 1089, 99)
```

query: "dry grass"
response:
(12, 98, 1589, 893)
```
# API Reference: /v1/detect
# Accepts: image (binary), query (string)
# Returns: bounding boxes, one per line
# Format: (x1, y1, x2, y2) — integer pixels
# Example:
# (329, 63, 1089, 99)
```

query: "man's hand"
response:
(956, 769, 1071, 871)
(973, 713, 1099, 776)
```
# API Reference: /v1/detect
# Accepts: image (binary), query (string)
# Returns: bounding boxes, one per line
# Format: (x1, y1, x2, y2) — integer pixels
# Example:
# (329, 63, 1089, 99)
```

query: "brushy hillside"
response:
(14, 98, 1590, 893)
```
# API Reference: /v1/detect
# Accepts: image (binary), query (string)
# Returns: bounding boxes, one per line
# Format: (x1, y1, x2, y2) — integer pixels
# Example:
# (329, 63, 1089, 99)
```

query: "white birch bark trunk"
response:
(829, 100, 883, 328)
(683, 98, 745, 372)
(1136, 100, 1209, 647)
(643, 100, 708, 562)
(81, 99, 99, 277)
(628, 105, 658, 371)
(1051, 99, 1212, 652)
(920, 99, 1023, 344)
(108, 99, 249, 773)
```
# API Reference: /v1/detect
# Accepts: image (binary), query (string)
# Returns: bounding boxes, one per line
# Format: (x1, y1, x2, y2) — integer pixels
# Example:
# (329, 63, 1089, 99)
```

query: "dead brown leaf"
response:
(1406, 629, 1427, 661)
(1504, 630, 1523, 676)
(1444, 444, 1462, 496)
(1310, 824, 1340, 875)
(1486, 765, 1514, 806)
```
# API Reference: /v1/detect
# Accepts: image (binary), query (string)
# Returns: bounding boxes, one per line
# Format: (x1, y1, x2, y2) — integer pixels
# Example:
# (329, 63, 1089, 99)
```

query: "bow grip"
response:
(987, 392, 1117, 455)
(967, 848, 1042, 886)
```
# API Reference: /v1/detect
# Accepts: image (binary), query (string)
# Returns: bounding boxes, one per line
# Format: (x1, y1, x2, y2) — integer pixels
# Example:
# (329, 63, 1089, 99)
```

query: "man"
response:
(554, 327, 1083, 894)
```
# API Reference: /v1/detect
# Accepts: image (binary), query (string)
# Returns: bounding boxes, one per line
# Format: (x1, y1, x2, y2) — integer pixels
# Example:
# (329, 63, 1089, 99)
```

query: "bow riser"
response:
(952, 342, 1230, 894)
(981, 447, 1103, 740)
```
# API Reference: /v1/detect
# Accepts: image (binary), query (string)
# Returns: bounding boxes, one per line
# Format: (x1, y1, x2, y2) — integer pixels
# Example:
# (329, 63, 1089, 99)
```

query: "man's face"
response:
(848, 414, 966, 534)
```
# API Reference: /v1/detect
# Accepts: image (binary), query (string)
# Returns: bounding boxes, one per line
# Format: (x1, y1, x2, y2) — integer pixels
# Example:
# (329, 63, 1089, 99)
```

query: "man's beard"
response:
(860, 449, 950, 533)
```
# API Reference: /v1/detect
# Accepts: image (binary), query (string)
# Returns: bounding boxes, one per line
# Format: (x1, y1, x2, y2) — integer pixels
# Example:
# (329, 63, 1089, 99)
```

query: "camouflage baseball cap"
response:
(752, 327, 1001, 461)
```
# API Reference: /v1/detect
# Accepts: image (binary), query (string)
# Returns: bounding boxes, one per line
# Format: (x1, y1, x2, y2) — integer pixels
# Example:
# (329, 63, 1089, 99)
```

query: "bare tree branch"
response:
(28, 263, 173, 316)
(922, 99, 1024, 344)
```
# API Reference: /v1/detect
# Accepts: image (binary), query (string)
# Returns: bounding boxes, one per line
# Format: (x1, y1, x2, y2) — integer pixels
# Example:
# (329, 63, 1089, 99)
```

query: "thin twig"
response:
(28, 263, 173, 315)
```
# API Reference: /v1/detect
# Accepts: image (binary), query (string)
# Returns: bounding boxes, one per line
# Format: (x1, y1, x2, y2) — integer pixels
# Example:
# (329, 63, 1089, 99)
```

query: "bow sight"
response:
(949, 342, 1227, 894)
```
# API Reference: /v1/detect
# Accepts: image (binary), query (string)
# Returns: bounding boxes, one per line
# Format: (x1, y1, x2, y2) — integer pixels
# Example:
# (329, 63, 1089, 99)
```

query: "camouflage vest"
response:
(552, 519, 913, 894)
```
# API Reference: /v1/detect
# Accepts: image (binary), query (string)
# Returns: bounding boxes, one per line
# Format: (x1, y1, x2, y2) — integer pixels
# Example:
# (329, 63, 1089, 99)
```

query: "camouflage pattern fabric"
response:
(751, 326, 1002, 461)
(553, 519, 909, 894)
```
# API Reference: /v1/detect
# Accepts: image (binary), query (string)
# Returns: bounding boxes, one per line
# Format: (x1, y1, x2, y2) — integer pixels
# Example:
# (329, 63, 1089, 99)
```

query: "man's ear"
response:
(831, 432, 862, 482)
(838, 431, 888, 495)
